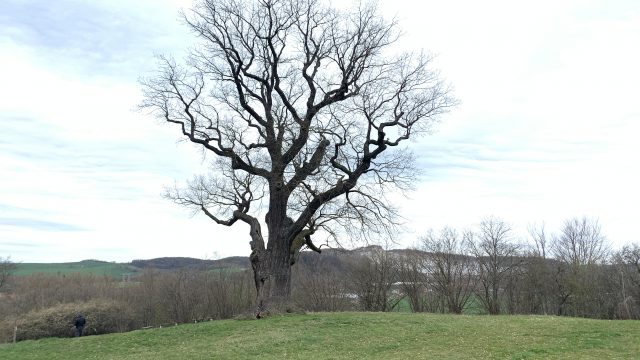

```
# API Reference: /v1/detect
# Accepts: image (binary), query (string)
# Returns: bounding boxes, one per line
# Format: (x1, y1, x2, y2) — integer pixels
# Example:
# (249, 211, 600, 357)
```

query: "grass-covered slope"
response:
(1, 312, 639, 359)
(15, 260, 136, 278)
(14, 257, 250, 278)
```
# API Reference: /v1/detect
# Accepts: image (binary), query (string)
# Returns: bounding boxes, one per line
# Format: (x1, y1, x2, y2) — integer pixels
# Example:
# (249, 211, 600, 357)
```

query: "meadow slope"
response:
(1, 312, 639, 359)
(14, 260, 136, 278)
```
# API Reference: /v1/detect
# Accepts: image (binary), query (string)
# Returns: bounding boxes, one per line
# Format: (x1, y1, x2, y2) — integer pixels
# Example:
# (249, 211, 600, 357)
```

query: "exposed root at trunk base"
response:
(232, 301, 306, 320)
(255, 302, 305, 319)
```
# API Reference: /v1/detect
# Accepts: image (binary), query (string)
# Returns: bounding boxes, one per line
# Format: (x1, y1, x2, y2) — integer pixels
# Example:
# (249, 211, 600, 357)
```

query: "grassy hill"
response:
(1, 312, 639, 359)
(15, 260, 137, 278)
(14, 257, 251, 278)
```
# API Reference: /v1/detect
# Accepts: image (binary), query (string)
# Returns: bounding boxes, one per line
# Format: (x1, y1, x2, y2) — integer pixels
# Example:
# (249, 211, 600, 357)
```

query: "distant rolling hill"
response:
(131, 256, 250, 271)
(14, 246, 399, 278)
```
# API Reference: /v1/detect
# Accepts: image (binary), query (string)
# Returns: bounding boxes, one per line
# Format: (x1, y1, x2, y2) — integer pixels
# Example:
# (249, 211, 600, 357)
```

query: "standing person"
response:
(74, 314, 86, 337)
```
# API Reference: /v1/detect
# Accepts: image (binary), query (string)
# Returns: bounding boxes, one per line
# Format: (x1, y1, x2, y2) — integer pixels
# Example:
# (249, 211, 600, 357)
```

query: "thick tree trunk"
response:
(234, 209, 291, 318)
(249, 181, 299, 317)
(252, 239, 294, 318)
(266, 248, 293, 308)
(489, 287, 500, 315)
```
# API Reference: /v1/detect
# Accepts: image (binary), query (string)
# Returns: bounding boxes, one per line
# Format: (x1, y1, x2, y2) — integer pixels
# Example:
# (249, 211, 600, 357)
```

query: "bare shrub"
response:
(292, 251, 355, 312)
(8, 299, 137, 341)
(12, 273, 117, 314)
(200, 270, 255, 320)
(395, 250, 429, 313)
(121, 268, 255, 326)
(348, 246, 401, 312)
(616, 296, 640, 320)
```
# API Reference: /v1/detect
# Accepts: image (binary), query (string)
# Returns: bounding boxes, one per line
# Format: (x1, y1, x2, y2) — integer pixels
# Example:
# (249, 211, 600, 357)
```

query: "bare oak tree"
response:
(140, 0, 454, 315)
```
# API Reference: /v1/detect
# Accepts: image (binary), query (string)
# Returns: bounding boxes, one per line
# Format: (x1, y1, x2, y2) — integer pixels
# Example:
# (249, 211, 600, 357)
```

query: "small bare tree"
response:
(419, 227, 473, 314)
(520, 223, 554, 314)
(141, 0, 454, 314)
(468, 217, 521, 315)
(0, 257, 17, 292)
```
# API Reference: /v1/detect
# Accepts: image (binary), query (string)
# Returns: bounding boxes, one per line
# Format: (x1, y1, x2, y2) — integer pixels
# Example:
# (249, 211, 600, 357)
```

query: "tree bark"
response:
(252, 238, 294, 317)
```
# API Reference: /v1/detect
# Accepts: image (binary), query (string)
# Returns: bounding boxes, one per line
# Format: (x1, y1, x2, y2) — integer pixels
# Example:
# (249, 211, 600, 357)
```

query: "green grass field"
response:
(14, 260, 137, 278)
(1, 312, 638, 359)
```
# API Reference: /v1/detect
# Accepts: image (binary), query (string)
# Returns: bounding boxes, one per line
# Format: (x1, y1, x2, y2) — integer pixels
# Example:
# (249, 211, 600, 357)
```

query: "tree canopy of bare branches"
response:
(140, 0, 454, 314)
(552, 217, 609, 266)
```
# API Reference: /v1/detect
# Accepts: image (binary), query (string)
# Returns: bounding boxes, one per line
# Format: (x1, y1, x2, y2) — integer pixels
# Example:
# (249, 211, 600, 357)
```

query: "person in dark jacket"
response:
(74, 314, 86, 337)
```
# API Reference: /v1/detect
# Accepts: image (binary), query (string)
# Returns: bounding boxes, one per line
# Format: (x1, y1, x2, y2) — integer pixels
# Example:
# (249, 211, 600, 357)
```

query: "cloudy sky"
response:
(1, 0, 638, 263)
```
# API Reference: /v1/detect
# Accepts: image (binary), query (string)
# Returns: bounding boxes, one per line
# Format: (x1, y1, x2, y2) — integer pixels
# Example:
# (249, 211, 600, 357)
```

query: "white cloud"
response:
(373, 0, 640, 248)
(1, 0, 639, 262)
